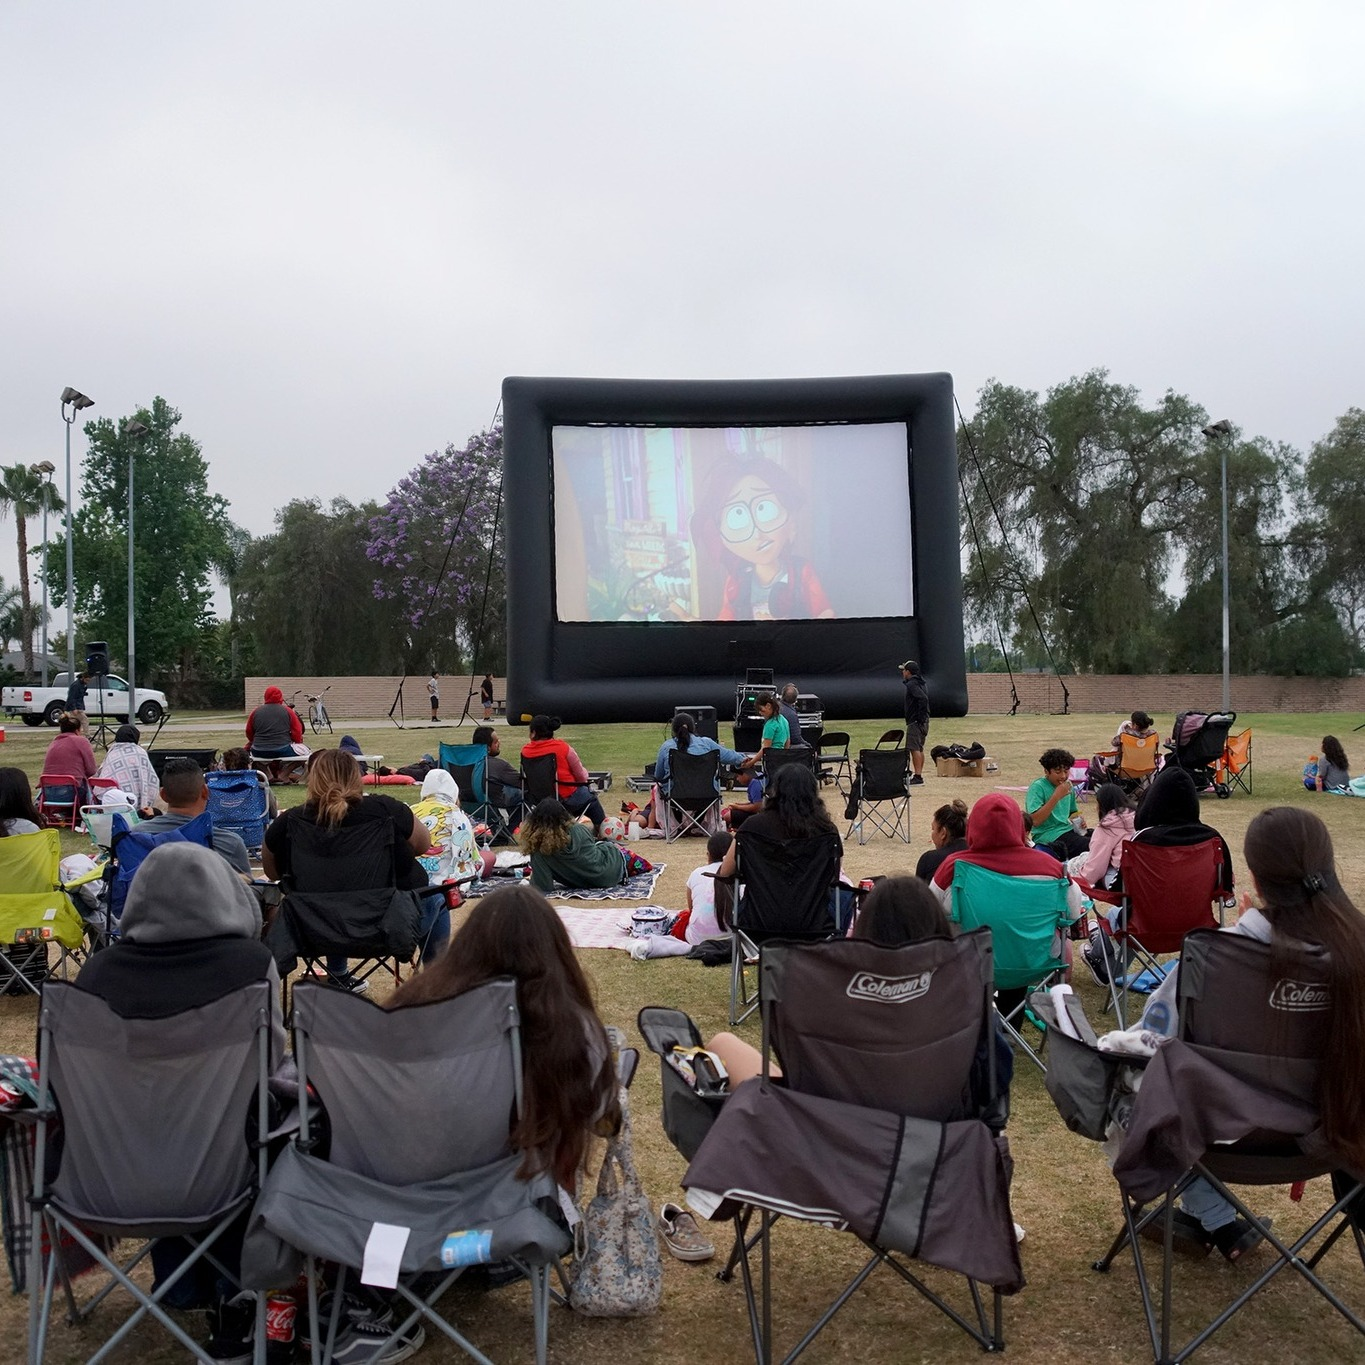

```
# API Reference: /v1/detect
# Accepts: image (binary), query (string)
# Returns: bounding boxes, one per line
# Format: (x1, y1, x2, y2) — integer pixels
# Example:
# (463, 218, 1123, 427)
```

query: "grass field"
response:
(2, 709, 1363, 1364)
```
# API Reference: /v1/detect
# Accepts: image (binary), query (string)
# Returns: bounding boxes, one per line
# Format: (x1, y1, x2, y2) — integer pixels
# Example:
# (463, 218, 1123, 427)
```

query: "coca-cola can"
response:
(858, 879, 876, 893)
(265, 1292, 296, 1343)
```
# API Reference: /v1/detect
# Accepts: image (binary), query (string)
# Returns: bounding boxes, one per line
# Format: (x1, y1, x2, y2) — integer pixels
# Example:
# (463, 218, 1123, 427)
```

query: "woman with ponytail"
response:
(262, 749, 430, 991)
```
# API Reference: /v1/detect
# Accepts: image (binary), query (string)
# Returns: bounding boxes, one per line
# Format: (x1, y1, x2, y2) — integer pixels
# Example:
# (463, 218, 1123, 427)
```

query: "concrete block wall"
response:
(966, 673, 1365, 715)
(245, 674, 1365, 719)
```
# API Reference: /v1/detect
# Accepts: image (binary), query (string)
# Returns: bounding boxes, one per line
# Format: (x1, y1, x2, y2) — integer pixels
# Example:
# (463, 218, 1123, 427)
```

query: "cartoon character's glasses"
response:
(719, 495, 788, 545)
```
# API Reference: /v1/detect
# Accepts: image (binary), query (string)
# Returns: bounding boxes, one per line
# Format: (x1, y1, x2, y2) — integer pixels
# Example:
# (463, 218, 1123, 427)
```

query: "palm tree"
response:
(0, 464, 65, 677)
(0, 578, 24, 657)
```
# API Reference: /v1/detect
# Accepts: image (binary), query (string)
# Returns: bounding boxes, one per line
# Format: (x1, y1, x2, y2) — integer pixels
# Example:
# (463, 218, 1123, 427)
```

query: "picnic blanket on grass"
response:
(466, 864, 667, 902)
(554, 905, 640, 951)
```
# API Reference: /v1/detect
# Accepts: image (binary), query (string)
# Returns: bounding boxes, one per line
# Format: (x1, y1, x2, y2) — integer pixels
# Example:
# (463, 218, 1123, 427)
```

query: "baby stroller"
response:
(1165, 710, 1237, 798)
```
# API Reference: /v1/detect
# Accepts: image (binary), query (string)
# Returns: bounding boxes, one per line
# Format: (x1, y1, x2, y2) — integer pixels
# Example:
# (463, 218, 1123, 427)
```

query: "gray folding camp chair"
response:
(681, 933, 1021, 1362)
(663, 748, 722, 841)
(28, 980, 271, 1365)
(1096, 929, 1365, 1362)
(247, 979, 570, 1365)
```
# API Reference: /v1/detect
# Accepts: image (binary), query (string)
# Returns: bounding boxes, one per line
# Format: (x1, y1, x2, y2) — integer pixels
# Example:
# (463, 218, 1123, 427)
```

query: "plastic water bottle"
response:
(511, 867, 526, 882)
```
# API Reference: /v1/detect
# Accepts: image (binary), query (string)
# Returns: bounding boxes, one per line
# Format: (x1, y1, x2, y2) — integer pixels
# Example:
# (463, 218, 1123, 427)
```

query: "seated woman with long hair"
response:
(385, 882, 619, 1189)
(1115, 806, 1365, 1260)
(714, 762, 840, 881)
(262, 749, 431, 992)
(519, 797, 652, 894)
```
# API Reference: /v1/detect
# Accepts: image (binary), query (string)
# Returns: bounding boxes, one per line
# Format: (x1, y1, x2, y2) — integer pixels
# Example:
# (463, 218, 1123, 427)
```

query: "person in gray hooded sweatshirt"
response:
(73, 841, 287, 1357)
(75, 841, 284, 1061)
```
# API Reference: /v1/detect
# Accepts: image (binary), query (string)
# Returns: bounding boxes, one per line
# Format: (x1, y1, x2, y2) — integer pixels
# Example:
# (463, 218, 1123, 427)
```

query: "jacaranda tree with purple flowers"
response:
(366, 424, 506, 674)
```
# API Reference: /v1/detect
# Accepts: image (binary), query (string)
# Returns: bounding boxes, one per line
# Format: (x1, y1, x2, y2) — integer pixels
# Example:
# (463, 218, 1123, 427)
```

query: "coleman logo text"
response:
(846, 971, 933, 1004)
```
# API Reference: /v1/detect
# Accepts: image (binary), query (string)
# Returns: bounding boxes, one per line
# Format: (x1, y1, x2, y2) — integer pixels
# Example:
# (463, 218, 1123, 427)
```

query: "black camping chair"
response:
(1085, 930, 1365, 1362)
(662, 748, 721, 841)
(845, 747, 911, 844)
(675, 932, 1020, 1361)
(265, 817, 425, 1008)
(721, 826, 843, 1026)
(761, 745, 817, 785)
(815, 730, 851, 793)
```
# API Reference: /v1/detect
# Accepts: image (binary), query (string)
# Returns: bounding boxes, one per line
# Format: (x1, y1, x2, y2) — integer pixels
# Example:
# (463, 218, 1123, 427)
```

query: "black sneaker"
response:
(205, 1291, 257, 1364)
(908, 774, 925, 785)
(328, 973, 369, 994)
(308, 1289, 425, 1363)
(1082, 935, 1111, 987)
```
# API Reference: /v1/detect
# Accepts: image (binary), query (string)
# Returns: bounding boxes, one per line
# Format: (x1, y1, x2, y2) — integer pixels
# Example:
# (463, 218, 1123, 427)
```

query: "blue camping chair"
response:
(206, 770, 271, 854)
(106, 811, 215, 926)
(437, 742, 501, 833)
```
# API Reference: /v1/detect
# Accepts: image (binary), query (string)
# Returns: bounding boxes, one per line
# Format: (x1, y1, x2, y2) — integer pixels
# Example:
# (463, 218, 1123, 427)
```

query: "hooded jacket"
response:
(1132, 768, 1234, 894)
(247, 687, 304, 752)
(412, 770, 486, 885)
(74, 843, 284, 1058)
(931, 793, 1082, 916)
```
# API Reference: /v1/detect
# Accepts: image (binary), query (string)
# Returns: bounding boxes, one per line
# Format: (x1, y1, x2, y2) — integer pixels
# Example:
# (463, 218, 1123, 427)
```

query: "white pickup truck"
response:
(2, 672, 168, 727)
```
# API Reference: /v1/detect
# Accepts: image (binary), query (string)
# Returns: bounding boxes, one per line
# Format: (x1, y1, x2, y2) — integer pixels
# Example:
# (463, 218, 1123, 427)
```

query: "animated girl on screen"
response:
(690, 456, 834, 621)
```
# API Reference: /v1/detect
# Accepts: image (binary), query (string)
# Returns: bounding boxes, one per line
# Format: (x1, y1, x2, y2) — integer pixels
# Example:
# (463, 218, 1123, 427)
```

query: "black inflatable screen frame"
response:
(502, 373, 965, 723)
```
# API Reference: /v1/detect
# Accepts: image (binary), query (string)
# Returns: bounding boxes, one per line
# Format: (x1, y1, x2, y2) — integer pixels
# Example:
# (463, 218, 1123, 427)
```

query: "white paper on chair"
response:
(1049, 985, 1081, 1040)
(361, 1222, 411, 1288)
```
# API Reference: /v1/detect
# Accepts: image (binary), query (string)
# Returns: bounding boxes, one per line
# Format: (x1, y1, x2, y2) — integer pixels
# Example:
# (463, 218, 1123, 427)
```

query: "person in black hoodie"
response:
(1131, 766, 1235, 898)
(900, 660, 929, 784)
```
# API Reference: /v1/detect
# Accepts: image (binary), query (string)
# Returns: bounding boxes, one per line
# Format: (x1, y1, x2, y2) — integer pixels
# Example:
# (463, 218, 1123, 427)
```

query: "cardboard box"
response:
(935, 755, 989, 778)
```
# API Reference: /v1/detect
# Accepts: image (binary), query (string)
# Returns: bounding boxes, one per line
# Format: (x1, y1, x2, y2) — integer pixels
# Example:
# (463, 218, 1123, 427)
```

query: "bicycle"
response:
(291, 686, 333, 735)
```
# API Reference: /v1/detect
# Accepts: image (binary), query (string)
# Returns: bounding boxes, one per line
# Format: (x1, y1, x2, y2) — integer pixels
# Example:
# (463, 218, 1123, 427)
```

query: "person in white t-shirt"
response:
(684, 831, 735, 944)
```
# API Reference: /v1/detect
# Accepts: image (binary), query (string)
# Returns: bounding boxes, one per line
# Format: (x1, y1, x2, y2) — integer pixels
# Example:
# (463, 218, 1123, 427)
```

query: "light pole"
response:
(59, 388, 93, 679)
(28, 460, 56, 685)
(1202, 419, 1233, 712)
(124, 419, 148, 726)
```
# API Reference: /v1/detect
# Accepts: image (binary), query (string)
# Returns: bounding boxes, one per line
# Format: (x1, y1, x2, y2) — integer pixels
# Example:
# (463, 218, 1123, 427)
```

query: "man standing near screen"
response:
(900, 660, 929, 785)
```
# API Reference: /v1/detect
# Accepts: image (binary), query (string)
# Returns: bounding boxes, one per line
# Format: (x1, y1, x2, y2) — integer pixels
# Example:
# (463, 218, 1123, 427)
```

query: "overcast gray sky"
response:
(2, 1, 1362, 611)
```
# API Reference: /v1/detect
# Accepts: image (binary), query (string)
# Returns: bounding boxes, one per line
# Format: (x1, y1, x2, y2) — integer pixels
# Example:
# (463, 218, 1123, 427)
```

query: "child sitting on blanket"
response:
(630, 830, 734, 960)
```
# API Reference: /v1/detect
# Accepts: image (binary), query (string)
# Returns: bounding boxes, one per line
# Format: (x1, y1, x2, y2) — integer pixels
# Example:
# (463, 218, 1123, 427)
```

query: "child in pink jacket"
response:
(1068, 783, 1136, 889)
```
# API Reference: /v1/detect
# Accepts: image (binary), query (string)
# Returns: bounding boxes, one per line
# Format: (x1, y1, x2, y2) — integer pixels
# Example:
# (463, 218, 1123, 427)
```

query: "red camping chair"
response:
(1085, 838, 1225, 1024)
(35, 774, 84, 830)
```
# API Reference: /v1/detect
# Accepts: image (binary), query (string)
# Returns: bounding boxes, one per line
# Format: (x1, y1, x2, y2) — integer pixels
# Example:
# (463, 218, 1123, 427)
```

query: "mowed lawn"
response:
(2, 708, 1363, 1364)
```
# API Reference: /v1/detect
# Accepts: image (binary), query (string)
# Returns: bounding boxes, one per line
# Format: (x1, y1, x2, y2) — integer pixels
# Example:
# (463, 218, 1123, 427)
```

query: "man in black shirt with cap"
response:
(900, 659, 929, 785)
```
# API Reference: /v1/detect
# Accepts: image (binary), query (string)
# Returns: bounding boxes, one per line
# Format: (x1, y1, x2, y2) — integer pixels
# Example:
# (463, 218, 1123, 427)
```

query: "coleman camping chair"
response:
(265, 816, 423, 1005)
(845, 747, 911, 845)
(1216, 728, 1253, 796)
(662, 747, 722, 842)
(1084, 838, 1224, 1025)
(1097, 930, 1365, 1362)
(679, 932, 1022, 1361)
(722, 826, 843, 1027)
(246, 980, 570, 1365)
(206, 770, 271, 855)
(28, 980, 271, 1365)
(947, 860, 1073, 1072)
(105, 811, 215, 929)
(0, 829, 90, 995)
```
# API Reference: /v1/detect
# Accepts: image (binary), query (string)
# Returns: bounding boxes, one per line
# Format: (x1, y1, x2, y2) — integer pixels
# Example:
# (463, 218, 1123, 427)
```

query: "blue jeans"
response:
(1180, 1176, 1237, 1231)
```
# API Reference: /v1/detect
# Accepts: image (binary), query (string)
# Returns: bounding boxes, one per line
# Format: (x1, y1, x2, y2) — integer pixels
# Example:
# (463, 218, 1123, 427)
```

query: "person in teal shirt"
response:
(1026, 746, 1088, 860)
(725, 692, 791, 829)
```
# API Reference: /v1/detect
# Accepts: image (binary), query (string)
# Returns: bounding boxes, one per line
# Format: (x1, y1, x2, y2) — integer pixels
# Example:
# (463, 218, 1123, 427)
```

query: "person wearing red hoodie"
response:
(519, 715, 606, 826)
(245, 686, 306, 783)
(931, 791, 1083, 1017)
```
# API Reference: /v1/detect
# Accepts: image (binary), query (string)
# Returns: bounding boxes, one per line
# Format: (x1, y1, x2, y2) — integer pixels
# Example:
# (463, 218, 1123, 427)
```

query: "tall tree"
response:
(1302, 407, 1365, 653)
(55, 398, 231, 680)
(0, 463, 64, 676)
(960, 372, 1205, 673)
(366, 425, 506, 674)
(236, 498, 407, 675)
